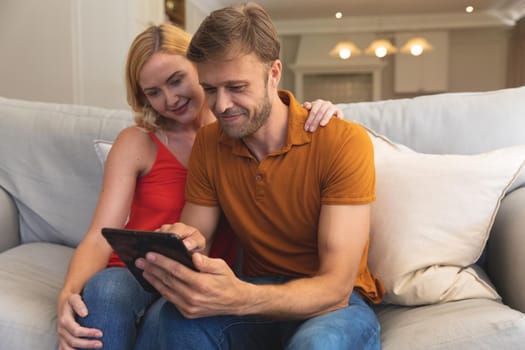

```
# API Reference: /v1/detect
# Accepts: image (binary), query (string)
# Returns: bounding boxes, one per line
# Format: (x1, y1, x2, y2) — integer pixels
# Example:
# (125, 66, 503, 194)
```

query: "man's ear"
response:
(268, 59, 282, 88)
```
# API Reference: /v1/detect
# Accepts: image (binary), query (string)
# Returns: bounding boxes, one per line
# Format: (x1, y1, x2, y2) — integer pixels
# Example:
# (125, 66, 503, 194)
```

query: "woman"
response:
(56, 23, 342, 350)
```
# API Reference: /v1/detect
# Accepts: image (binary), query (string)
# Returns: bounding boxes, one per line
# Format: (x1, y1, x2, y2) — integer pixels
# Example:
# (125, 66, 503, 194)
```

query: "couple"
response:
(57, 2, 384, 350)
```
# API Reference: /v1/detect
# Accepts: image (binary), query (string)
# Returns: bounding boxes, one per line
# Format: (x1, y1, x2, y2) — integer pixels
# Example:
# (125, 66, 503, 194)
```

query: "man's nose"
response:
(215, 90, 233, 113)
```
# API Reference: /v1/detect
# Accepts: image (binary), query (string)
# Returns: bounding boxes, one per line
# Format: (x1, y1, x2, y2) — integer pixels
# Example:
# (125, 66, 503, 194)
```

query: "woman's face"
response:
(139, 52, 205, 125)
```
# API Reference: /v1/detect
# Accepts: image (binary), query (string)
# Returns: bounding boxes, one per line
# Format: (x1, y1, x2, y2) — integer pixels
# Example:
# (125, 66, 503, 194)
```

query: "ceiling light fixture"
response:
(365, 39, 397, 58)
(329, 41, 361, 59)
(400, 37, 433, 56)
(466, 6, 474, 13)
(331, 36, 433, 59)
(329, 0, 432, 61)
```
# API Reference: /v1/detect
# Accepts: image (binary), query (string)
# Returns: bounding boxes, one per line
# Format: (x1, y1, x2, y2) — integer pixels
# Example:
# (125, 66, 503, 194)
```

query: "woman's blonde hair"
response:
(125, 24, 191, 131)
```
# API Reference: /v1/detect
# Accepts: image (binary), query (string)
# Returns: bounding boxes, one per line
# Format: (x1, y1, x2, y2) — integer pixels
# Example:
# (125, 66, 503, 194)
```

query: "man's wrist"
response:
(234, 280, 266, 316)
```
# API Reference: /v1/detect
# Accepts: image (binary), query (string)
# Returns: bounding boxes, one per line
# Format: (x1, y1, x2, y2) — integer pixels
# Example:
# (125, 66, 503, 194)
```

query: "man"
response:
(136, 2, 384, 349)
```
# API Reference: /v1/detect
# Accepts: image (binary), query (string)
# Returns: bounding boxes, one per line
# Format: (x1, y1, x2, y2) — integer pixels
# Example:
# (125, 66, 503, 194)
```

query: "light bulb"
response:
(335, 12, 343, 19)
(410, 44, 423, 56)
(339, 48, 351, 59)
(375, 47, 387, 58)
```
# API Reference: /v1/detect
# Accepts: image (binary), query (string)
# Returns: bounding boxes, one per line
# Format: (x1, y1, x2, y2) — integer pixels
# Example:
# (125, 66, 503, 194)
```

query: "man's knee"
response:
(286, 300, 381, 350)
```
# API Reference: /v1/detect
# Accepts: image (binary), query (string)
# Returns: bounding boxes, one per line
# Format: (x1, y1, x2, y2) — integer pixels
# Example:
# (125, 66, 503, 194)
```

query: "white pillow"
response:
(366, 128, 525, 306)
(93, 139, 113, 165)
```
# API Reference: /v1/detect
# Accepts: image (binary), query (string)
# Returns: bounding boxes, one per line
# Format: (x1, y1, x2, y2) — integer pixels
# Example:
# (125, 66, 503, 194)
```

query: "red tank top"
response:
(108, 132, 237, 267)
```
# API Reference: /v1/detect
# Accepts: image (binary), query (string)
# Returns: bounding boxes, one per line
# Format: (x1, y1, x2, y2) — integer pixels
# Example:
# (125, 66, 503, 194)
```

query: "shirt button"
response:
(255, 174, 263, 181)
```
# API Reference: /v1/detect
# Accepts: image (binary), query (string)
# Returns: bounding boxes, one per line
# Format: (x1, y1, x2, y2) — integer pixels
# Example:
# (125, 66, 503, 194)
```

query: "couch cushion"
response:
(367, 129, 525, 305)
(93, 139, 113, 166)
(375, 298, 525, 350)
(0, 96, 133, 247)
(339, 86, 525, 155)
(0, 242, 74, 349)
(340, 86, 525, 200)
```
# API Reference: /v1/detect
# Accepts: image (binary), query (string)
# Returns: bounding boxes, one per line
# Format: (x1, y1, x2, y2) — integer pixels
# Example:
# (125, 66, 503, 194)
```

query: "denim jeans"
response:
(134, 276, 381, 350)
(77, 267, 160, 350)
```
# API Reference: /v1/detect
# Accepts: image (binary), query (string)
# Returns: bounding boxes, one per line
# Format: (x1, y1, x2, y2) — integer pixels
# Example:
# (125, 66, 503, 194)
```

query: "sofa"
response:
(1, 86, 524, 349)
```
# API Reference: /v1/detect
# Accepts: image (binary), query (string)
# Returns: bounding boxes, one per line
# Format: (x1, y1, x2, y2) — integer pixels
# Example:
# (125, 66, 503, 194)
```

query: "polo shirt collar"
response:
(218, 90, 312, 157)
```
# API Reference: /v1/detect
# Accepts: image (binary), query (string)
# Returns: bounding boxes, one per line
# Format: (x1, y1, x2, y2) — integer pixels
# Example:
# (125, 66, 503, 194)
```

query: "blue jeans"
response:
(134, 277, 381, 350)
(77, 267, 161, 350)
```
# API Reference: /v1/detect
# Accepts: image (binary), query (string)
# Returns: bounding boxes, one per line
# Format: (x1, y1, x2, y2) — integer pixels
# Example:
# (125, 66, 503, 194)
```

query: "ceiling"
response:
(220, 0, 525, 21)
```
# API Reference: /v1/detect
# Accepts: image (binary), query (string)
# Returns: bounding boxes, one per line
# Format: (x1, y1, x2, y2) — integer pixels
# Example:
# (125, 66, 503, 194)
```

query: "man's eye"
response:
(230, 85, 245, 92)
(203, 87, 216, 94)
(169, 79, 181, 86)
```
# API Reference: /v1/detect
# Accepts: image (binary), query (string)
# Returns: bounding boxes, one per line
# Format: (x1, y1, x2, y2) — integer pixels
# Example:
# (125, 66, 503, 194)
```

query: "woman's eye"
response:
(169, 78, 181, 86)
(144, 90, 158, 97)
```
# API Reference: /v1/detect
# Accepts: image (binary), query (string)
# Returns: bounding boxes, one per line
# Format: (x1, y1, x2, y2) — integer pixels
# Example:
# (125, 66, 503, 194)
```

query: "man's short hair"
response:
(187, 2, 280, 64)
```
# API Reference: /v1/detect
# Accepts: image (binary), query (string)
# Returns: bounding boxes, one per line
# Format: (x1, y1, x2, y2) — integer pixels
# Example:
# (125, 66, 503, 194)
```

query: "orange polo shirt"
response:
(186, 91, 384, 303)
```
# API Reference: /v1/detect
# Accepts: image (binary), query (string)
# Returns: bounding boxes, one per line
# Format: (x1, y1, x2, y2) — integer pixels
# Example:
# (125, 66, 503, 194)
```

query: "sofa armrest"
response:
(0, 186, 20, 252)
(488, 186, 525, 313)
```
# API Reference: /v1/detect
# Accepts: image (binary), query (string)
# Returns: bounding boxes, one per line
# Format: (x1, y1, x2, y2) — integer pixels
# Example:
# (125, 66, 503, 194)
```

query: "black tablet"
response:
(101, 227, 197, 292)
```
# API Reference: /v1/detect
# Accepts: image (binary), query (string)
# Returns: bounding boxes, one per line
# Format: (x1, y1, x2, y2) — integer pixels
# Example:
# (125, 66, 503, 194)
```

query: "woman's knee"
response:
(82, 268, 142, 308)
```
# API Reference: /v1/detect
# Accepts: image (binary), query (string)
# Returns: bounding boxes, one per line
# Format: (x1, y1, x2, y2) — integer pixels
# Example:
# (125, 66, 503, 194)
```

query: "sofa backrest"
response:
(338, 86, 525, 155)
(0, 97, 133, 247)
(2, 87, 524, 247)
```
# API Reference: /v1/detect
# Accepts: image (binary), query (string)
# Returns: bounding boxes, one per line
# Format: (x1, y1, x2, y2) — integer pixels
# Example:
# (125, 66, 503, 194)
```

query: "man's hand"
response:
(136, 251, 247, 319)
(57, 293, 103, 350)
(303, 99, 344, 132)
(156, 222, 207, 252)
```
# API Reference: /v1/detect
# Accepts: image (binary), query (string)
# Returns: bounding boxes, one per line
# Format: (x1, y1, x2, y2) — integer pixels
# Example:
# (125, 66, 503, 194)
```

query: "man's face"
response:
(197, 53, 277, 139)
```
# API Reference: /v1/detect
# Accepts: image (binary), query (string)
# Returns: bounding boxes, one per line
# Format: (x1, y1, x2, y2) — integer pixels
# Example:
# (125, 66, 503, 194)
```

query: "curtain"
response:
(507, 16, 525, 87)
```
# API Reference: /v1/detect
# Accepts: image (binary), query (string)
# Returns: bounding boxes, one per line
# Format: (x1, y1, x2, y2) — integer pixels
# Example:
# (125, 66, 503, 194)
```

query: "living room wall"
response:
(0, 0, 75, 105)
(0, 0, 518, 109)
(279, 27, 511, 102)
(0, 0, 165, 110)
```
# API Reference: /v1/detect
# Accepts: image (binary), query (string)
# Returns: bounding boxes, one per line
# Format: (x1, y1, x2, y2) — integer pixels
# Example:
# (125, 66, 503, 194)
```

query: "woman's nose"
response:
(165, 90, 179, 106)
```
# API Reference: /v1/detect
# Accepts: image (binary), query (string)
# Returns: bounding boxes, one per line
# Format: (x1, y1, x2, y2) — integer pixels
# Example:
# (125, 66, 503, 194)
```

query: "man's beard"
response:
(216, 91, 272, 139)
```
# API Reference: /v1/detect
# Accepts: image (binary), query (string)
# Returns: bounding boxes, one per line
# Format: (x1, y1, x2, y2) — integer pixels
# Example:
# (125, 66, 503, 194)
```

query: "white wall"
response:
(448, 28, 510, 92)
(0, 0, 164, 109)
(185, 0, 223, 34)
(0, 1, 515, 108)
(0, 0, 74, 104)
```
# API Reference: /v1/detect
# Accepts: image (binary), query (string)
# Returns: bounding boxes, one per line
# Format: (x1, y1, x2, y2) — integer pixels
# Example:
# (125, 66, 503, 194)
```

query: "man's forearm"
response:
(238, 274, 354, 319)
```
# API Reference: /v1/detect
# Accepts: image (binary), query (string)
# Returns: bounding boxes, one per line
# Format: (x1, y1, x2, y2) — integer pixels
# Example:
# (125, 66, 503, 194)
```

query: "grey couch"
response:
(1, 86, 525, 349)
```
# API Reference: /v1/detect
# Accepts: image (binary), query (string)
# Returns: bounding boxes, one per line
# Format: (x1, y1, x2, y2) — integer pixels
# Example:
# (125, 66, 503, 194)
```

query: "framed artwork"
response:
(165, 0, 185, 28)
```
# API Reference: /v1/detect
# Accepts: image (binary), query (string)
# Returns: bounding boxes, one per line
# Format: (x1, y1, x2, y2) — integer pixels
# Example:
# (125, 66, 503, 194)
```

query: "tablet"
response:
(101, 227, 197, 292)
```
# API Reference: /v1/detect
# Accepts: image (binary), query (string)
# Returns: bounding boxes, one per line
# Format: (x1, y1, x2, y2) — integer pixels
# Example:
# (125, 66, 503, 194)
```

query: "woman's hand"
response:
(57, 292, 103, 349)
(303, 99, 344, 132)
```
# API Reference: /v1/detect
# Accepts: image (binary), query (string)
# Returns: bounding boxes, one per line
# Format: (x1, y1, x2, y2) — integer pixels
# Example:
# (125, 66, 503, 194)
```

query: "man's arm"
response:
(241, 203, 370, 318)
(138, 202, 371, 319)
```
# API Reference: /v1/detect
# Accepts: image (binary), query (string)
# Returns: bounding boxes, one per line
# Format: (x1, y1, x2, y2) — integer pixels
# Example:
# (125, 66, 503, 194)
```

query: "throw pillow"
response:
(93, 139, 113, 166)
(366, 128, 525, 306)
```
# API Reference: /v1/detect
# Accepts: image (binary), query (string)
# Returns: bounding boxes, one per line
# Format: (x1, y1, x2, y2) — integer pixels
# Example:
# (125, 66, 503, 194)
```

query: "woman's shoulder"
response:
(105, 126, 157, 172)
(111, 126, 157, 157)
(117, 125, 150, 139)
(114, 126, 154, 146)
